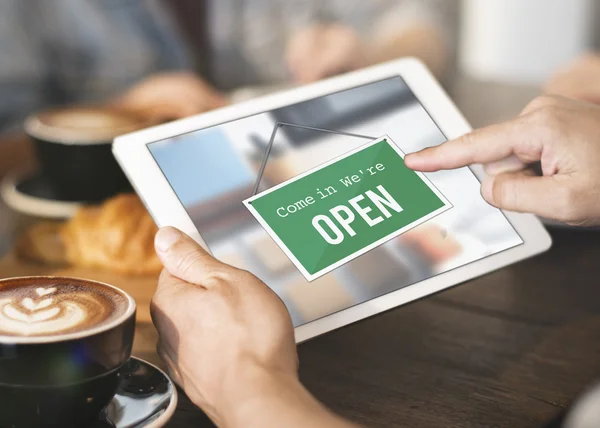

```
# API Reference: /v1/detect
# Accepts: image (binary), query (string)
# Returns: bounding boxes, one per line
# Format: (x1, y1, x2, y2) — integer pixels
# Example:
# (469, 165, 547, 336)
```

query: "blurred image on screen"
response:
(149, 77, 522, 327)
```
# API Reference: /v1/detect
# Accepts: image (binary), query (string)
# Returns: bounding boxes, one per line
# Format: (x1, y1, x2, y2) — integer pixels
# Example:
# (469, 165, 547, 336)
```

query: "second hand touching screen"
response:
(148, 77, 523, 327)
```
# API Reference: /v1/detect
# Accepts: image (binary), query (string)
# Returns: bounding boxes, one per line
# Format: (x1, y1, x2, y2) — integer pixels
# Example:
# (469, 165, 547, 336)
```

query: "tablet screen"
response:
(148, 76, 523, 327)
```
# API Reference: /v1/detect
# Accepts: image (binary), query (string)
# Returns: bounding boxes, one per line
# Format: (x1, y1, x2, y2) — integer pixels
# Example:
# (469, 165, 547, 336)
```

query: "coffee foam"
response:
(24, 107, 147, 145)
(46, 111, 128, 129)
(0, 279, 130, 339)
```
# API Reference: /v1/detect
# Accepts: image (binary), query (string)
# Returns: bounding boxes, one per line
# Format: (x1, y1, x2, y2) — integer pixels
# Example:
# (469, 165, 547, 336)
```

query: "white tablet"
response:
(114, 58, 551, 343)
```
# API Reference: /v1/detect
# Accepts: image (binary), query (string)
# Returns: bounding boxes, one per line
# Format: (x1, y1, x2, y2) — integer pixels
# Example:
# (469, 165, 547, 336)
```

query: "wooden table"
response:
(1, 77, 598, 427)
(2, 228, 599, 427)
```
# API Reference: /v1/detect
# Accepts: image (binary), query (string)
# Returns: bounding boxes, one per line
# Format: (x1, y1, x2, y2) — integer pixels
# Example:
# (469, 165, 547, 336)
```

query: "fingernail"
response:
(404, 154, 418, 169)
(155, 227, 182, 252)
(481, 178, 495, 204)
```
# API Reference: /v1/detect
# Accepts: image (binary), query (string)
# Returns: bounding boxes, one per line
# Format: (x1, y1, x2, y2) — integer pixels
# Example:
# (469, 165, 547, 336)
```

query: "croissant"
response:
(16, 194, 162, 276)
(14, 221, 66, 266)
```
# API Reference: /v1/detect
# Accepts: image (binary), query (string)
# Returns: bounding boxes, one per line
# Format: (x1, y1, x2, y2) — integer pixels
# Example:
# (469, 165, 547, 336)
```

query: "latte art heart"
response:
(3, 301, 63, 324)
(21, 297, 54, 311)
(0, 297, 86, 336)
(36, 287, 57, 297)
(0, 282, 126, 337)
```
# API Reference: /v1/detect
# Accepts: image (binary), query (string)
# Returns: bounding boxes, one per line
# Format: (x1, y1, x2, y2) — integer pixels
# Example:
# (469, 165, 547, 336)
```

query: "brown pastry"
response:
(249, 234, 294, 274)
(15, 221, 67, 265)
(399, 223, 462, 264)
(285, 274, 353, 321)
(60, 194, 162, 276)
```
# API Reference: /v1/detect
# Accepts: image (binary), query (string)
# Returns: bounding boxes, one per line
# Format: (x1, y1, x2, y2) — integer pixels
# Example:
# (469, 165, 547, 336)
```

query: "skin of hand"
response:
(114, 71, 227, 123)
(151, 227, 356, 428)
(405, 95, 600, 227)
(286, 24, 367, 84)
(545, 53, 600, 104)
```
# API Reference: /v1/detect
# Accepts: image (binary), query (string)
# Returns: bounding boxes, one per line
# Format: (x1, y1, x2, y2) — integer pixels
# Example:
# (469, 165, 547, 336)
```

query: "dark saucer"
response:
(93, 357, 177, 428)
(0, 171, 84, 219)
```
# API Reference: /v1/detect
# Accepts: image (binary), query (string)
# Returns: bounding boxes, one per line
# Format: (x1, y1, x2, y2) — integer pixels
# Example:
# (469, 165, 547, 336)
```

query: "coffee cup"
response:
(24, 107, 148, 203)
(0, 276, 136, 427)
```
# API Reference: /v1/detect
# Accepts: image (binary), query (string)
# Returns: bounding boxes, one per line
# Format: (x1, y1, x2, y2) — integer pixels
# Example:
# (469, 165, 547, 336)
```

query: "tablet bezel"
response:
(113, 58, 552, 343)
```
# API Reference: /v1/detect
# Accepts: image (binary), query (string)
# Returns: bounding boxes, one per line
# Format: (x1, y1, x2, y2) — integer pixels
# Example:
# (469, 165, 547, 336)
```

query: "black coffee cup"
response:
(24, 107, 148, 203)
(0, 276, 136, 428)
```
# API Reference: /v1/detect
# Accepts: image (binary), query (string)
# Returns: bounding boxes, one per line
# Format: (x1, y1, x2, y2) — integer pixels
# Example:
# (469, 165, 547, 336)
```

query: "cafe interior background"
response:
(0, 0, 596, 274)
(1, 0, 600, 425)
(1, 1, 600, 332)
(1, 0, 598, 245)
(1, 0, 600, 322)
(2, 0, 599, 245)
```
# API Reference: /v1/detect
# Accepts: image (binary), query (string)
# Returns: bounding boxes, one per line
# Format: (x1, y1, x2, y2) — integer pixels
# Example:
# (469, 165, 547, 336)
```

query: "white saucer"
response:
(97, 357, 178, 428)
(0, 171, 82, 219)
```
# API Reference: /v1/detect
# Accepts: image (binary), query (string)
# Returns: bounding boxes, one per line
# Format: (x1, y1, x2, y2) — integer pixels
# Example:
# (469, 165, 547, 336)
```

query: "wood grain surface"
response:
(0, 75, 593, 427)
(1, 228, 599, 427)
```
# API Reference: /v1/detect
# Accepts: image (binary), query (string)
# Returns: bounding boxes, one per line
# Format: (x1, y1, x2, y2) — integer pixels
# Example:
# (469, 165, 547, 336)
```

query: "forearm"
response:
(217, 365, 358, 428)
(367, 25, 447, 77)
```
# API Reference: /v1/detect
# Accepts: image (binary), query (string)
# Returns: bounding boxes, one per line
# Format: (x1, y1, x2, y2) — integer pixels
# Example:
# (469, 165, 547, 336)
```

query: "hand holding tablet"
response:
(114, 58, 551, 342)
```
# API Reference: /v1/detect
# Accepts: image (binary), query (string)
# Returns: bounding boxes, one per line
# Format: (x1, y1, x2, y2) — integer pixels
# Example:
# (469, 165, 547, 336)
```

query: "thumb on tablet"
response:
(154, 226, 228, 287)
(481, 171, 570, 220)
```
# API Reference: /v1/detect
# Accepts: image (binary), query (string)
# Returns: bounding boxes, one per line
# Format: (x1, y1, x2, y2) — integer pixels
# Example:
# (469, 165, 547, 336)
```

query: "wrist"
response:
(215, 362, 348, 428)
(215, 362, 297, 424)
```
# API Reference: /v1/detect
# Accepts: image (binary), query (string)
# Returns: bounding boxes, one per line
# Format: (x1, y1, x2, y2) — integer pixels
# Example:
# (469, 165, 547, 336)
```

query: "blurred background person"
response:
(0, 0, 217, 177)
(0, 0, 449, 177)
(210, 0, 449, 88)
(545, 53, 600, 104)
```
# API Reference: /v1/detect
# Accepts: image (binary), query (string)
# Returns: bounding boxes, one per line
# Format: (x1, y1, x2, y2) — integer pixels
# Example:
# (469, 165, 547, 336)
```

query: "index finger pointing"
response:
(404, 118, 544, 172)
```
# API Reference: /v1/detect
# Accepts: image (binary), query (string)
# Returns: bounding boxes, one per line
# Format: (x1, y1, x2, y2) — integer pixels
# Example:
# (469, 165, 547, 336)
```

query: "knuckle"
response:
(532, 104, 560, 123)
(234, 270, 266, 294)
(527, 107, 545, 124)
(236, 269, 258, 284)
(203, 269, 261, 302)
(461, 131, 478, 148)
(527, 107, 565, 134)
(524, 97, 546, 113)
(542, 105, 562, 121)
(454, 132, 479, 163)
(525, 96, 568, 123)
(203, 268, 237, 288)
(175, 250, 204, 278)
(555, 186, 581, 222)
(491, 178, 514, 207)
(207, 265, 256, 287)
(524, 96, 550, 115)
(526, 95, 560, 112)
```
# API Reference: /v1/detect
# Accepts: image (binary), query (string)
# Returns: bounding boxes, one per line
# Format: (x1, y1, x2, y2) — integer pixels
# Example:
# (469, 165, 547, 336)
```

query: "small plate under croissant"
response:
(16, 194, 162, 276)
(9, 87, 293, 276)
(4, 105, 162, 276)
